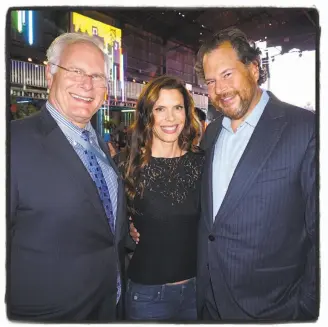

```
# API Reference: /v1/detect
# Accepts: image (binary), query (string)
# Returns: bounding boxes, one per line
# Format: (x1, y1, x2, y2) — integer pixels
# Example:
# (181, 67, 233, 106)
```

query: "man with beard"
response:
(194, 27, 318, 321)
(129, 27, 318, 322)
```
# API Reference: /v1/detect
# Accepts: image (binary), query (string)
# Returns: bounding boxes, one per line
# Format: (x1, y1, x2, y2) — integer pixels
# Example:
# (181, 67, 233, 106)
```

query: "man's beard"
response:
(212, 89, 253, 120)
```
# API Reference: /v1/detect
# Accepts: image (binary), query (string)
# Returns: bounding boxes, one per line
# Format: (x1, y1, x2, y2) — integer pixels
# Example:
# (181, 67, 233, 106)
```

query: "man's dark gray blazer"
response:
(8, 107, 128, 321)
(198, 92, 318, 321)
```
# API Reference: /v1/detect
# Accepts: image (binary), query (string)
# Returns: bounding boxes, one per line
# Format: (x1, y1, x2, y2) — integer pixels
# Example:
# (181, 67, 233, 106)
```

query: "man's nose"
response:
(80, 75, 94, 90)
(215, 80, 227, 95)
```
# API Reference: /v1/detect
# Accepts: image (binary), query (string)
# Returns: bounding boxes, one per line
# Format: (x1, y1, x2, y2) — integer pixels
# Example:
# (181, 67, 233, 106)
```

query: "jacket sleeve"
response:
(10, 122, 19, 220)
(299, 128, 319, 319)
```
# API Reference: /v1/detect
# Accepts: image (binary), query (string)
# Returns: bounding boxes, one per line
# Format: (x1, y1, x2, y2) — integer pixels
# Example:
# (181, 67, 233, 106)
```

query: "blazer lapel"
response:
(97, 135, 125, 246)
(214, 100, 288, 224)
(202, 118, 223, 230)
(38, 108, 113, 233)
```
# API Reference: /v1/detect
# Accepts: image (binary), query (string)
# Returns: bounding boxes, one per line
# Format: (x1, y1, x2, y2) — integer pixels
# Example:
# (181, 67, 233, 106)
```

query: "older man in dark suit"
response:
(9, 32, 128, 321)
(195, 27, 318, 321)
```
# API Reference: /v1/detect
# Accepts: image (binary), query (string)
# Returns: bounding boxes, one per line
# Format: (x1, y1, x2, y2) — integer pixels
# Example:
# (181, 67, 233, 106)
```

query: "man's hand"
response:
(129, 217, 140, 244)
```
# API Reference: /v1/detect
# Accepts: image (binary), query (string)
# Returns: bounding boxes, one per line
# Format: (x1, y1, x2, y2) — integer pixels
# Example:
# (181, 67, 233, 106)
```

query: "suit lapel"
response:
(214, 99, 288, 223)
(202, 117, 223, 230)
(38, 108, 113, 233)
(97, 135, 125, 246)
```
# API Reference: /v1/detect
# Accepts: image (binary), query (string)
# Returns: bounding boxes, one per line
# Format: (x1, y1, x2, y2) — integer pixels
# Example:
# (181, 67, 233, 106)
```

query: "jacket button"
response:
(208, 234, 215, 241)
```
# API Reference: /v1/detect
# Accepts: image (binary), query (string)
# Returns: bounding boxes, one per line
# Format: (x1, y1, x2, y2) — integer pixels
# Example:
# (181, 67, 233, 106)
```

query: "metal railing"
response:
(10, 59, 208, 109)
(11, 60, 48, 88)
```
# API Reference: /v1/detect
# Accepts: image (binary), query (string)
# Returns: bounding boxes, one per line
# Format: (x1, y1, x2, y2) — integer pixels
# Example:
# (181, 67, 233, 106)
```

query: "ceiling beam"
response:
(161, 10, 206, 43)
(302, 9, 316, 27)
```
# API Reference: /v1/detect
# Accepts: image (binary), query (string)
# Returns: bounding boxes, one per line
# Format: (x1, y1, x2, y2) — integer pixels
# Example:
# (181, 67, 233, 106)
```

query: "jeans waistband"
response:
(127, 277, 196, 292)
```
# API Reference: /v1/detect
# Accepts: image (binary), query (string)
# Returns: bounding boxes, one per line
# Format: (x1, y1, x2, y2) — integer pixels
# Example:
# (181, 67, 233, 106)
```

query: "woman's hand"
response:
(129, 217, 140, 244)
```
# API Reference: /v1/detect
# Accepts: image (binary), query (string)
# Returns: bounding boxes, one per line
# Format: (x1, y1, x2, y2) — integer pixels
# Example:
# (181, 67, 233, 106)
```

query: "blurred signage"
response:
(11, 87, 48, 99)
(71, 12, 122, 79)
(109, 100, 136, 108)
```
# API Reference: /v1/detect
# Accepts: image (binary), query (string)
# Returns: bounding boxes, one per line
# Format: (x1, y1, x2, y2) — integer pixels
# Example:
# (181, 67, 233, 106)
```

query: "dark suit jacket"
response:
(8, 107, 128, 322)
(197, 92, 318, 321)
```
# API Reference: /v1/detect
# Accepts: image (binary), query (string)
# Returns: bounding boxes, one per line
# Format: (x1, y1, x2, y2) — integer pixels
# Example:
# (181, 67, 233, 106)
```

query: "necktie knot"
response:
(81, 130, 90, 142)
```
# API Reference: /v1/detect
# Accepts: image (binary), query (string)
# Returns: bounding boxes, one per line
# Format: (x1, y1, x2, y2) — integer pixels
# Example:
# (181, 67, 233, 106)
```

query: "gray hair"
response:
(46, 32, 110, 79)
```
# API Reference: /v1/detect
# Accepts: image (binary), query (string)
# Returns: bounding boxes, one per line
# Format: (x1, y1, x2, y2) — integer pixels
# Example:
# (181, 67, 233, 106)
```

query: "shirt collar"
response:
(222, 89, 269, 131)
(46, 101, 95, 137)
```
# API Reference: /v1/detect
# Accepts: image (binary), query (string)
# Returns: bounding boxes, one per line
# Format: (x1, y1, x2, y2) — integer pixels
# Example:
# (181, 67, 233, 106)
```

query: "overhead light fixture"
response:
(269, 22, 272, 26)
(113, 65, 117, 100)
(265, 36, 267, 40)
(133, 79, 136, 82)
(201, 24, 205, 28)
(17, 11, 23, 32)
(22, 10, 26, 25)
(120, 52, 125, 102)
(122, 109, 135, 113)
(200, 32, 202, 35)
(28, 58, 32, 62)
(182, 14, 185, 17)
(43, 60, 48, 65)
(28, 10, 33, 45)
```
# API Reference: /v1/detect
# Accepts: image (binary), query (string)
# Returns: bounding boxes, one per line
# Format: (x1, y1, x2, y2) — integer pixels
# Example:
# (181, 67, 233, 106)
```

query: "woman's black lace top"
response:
(127, 151, 205, 284)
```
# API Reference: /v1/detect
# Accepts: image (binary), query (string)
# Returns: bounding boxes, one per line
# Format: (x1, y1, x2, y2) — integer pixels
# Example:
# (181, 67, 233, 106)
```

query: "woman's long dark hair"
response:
(122, 75, 202, 201)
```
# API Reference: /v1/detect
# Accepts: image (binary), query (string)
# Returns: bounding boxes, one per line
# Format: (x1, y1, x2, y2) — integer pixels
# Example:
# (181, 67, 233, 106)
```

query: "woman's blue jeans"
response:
(126, 277, 197, 321)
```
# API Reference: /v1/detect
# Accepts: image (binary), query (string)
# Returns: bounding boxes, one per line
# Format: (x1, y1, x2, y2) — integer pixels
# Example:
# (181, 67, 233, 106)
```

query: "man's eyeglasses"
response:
(50, 63, 108, 88)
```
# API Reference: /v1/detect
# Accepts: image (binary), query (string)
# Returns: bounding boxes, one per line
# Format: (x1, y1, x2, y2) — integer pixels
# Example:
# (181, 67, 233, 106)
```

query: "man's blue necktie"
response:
(81, 130, 115, 232)
(81, 130, 121, 302)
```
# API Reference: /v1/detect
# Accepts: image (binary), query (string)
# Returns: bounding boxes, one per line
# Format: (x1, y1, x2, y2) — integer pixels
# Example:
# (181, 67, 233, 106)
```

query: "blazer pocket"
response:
(256, 167, 289, 183)
(255, 263, 299, 272)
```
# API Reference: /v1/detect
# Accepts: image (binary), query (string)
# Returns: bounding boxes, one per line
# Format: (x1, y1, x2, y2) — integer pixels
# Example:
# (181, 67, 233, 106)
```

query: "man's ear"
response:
(45, 64, 54, 89)
(250, 60, 260, 83)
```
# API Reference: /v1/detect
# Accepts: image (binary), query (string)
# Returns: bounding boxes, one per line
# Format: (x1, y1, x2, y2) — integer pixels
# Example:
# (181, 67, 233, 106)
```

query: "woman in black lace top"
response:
(117, 75, 204, 321)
